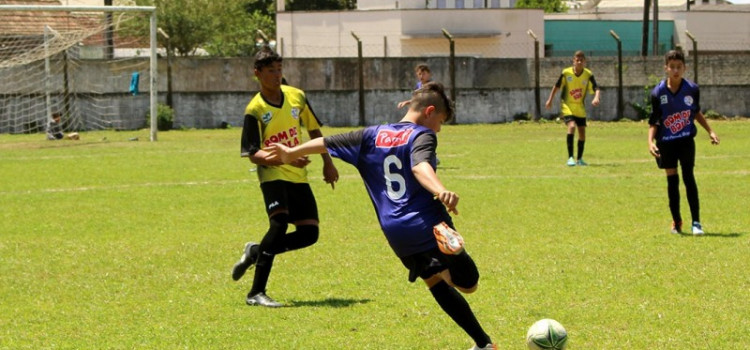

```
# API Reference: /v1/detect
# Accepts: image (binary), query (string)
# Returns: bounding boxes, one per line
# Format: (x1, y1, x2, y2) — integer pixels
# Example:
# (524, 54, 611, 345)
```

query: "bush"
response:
(630, 74, 661, 120)
(145, 104, 174, 131)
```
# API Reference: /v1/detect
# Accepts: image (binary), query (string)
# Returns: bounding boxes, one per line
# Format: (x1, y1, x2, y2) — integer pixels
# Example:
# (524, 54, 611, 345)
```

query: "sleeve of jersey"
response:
(300, 98, 323, 131)
(411, 132, 436, 166)
(324, 129, 365, 166)
(554, 74, 564, 88)
(589, 74, 599, 93)
(241, 114, 261, 157)
(648, 87, 661, 126)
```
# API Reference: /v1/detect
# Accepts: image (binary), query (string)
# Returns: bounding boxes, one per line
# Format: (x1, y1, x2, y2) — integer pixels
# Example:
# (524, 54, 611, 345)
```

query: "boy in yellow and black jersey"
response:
(232, 47, 339, 307)
(546, 50, 601, 166)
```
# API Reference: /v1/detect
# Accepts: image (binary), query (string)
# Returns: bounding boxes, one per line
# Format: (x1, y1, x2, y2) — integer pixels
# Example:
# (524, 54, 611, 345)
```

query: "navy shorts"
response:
(656, 138, 695, 169)
(563, 116, 587, 127)
(260, 180, 319, 222)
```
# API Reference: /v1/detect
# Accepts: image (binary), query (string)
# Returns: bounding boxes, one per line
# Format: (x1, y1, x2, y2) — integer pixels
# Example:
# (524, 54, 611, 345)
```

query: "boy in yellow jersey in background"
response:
(231, 47, 339, 307)
(545, 50, 601, 166)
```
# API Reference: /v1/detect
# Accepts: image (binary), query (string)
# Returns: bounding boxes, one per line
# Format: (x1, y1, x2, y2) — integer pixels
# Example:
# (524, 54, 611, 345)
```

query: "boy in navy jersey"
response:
(648, 50, 719, 235)
(266, 82, 497, 350)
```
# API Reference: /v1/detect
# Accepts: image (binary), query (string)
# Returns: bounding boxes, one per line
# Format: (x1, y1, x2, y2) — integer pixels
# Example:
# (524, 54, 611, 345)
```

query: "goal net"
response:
(0, 5, 157, 138)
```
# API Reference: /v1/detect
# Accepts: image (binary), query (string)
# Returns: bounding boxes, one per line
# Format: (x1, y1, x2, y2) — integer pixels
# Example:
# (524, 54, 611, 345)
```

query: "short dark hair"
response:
(411, 82, 454, 123)
(664, 49, 685, 64)
(254, 47, 282, 70)
(415, 64, 430, 73)
(574, 50, 586, 59)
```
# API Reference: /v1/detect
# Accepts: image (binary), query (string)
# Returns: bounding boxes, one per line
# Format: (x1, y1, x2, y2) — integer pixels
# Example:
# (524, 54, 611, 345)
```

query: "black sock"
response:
(429, 281, 491, 347)
(566, 134, 574, 158)
(682, 167, 700, 223)
(276, 225, 319, 253)
(577, 140, 585, 160)
(667, 174, 681, 224)
(250, 213, 289, 296)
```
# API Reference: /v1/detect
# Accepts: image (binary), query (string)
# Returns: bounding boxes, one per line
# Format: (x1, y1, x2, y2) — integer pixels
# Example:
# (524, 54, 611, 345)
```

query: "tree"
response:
(515, 0, 567, 13)
(121, 0, 276, 57)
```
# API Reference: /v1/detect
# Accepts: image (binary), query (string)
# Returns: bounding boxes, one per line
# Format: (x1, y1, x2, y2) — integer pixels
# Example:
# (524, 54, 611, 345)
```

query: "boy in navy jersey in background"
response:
(266, 82, 497, 350)
(648, 50, 719, 235)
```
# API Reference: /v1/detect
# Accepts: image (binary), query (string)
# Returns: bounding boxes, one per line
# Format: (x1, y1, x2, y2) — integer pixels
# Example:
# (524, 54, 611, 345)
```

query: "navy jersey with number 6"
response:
(649, 79, 700, 143)
(324, 122, 450, 257)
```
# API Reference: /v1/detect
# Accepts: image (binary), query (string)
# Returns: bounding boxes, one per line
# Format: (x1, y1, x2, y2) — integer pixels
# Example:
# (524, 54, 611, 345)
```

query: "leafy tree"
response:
(120, 0, 276, 57)
(515, 0, 568, 13)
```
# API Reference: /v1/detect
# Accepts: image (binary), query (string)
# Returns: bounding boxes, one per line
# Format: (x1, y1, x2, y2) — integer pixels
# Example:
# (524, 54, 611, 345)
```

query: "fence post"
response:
(351, 32, 365, 126)
(685, 30, 698, 84)
(442, 28, 457, 124)
(527, 30, 541, 121)
(610, 30, 624, 120)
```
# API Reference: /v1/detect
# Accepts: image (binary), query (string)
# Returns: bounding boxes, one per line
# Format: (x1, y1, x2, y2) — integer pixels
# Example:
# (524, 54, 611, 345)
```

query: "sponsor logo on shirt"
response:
(291, 108, 300, 120)
(664, 110, 692, 134)
(684, 96, 694, 106)
(569, 88, 583, 100)
(375, 128, 414, 148)
(264, 127, 300, 148)
(660, 95, 668, 105)
(262, 112, 272, 124)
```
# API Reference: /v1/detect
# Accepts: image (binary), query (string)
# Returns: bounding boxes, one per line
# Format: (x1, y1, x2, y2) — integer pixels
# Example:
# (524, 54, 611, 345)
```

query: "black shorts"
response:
(656, 138, 695, 169)
(563, 116, 587, 127)
(400, 247, 478, 288)
(260, 180, 319, 222)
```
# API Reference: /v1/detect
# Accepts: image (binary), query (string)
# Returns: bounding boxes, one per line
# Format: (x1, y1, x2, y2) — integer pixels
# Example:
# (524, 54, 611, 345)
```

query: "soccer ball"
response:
(526, 319, 568, 350)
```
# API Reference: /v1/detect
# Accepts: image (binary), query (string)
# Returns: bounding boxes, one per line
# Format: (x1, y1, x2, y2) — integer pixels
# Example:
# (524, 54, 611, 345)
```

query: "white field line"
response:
(3, 168, 747, 196)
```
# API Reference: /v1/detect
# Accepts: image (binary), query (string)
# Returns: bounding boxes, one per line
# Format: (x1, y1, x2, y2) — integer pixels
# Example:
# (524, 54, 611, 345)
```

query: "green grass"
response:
(1, 120, 748, 349)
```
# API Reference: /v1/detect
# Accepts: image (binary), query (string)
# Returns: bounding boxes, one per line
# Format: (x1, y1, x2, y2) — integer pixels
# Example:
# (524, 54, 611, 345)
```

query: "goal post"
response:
(0, 5, 159, 141)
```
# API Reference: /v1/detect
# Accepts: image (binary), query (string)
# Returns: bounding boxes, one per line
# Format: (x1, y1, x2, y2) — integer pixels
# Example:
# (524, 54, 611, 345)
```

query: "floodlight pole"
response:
(351, 32, 365, 126)
(610, 30, 624, 120)
(685, 30, 698, 84)
(442, 28, 457, 124)
(528, 30, 541, 121)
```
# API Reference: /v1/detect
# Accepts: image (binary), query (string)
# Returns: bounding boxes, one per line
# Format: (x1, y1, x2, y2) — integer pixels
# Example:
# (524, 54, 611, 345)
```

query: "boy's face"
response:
(254, 61, 283, 91)
(417, 70, 432, 83)
(573, 56, 585, 71)
(665, 59, 685, 80)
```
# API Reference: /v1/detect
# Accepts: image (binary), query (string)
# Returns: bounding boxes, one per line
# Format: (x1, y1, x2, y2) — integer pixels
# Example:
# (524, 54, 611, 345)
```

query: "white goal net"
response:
(0, 5, 157, 139)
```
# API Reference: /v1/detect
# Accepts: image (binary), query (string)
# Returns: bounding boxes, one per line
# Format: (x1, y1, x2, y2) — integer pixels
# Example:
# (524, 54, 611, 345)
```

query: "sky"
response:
(728, 0, 750, 3)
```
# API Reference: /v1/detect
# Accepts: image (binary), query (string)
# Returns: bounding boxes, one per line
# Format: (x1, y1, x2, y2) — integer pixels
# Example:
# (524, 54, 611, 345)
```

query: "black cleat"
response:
(246, 292, 282, 308)
(231, 242, 259, 281)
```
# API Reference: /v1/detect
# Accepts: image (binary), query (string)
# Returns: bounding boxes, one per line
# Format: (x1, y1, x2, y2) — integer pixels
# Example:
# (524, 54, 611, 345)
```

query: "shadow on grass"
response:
(675, 232, 744, 238)
(287, 297, 372, 308)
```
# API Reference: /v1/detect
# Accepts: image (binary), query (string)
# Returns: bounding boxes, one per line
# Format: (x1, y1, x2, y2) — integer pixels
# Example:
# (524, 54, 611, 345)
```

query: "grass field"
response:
(1, 120, 748, 349)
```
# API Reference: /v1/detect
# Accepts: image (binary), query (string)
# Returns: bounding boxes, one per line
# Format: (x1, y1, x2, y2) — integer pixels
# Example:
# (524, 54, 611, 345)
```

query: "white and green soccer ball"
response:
(526, 318, 568, 350)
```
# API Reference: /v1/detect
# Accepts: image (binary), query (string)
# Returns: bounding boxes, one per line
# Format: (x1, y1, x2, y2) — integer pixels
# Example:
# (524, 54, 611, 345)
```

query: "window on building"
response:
(456, 0, 465, 8)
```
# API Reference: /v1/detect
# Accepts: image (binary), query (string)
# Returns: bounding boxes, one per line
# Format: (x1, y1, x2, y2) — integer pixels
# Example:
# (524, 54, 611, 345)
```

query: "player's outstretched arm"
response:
(265, 138, 328, 164)
(412, 162, 459, 215)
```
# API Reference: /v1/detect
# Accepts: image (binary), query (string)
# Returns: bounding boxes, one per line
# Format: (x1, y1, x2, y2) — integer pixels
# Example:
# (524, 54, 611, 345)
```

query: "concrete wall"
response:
(156, 55, 749, 128)
(2, 55, 748, 133)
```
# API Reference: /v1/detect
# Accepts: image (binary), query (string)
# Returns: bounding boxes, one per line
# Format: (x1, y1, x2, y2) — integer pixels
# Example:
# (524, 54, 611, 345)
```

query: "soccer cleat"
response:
(433, 222, 465, 255)
(246, 292, 282, 308)
(232, 242, 259, 281)
(671, 221, 682, 234)
(691, 221, 704, 235)
(566, 157, 576, 166)
(576, 158, 588, 166)
(468, 344, 497, 350)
